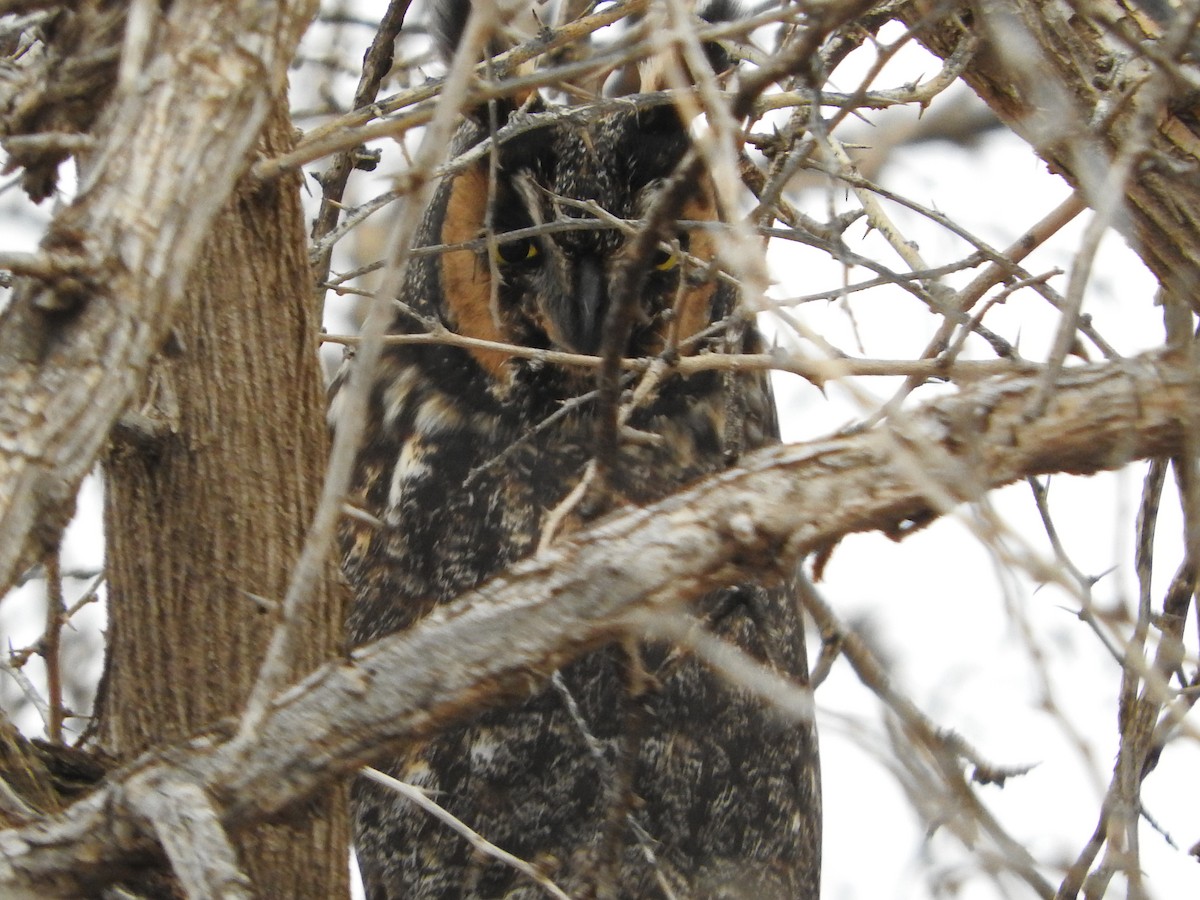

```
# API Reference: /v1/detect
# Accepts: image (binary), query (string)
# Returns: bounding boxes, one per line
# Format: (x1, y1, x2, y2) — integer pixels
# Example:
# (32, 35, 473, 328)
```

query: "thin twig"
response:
(41, 551, 63, 745)
(624, 609, 813, 722)
(362, 767, 572, 900)
(797, 576, 1057, 898)
(309, 0, 413, 295)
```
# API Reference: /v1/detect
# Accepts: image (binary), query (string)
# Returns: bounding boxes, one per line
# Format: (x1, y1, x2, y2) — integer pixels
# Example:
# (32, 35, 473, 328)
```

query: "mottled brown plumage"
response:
(333, 5, 820, 897)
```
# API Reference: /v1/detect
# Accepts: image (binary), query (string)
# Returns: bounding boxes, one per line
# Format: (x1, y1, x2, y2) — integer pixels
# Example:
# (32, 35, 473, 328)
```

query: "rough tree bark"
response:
(0, 345, 1192, 897)
(0, 0, 344, 895)
(100, 98, 348, 897)
(0, 0, 319, 598)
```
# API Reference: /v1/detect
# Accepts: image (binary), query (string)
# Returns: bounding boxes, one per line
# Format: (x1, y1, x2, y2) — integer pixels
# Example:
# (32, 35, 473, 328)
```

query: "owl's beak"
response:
(560, 255, 607, 356)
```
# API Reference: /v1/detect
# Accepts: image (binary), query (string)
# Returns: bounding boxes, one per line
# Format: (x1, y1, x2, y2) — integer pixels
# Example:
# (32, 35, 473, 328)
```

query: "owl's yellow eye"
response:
(492, 237, 539, 266)
(652, 247, 679, 272)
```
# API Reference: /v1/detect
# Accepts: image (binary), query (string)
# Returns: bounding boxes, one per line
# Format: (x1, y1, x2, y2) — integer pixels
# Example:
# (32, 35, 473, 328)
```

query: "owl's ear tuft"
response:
(631, 103, 692, 141)
(610, 1, 743, 97)
(429, 0, 538, 126)
(697, 0, 741, 77)
(429, 0, 473, 64)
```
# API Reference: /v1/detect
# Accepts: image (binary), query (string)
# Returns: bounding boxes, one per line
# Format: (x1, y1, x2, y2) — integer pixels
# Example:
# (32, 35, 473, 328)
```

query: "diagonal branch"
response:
(0, 348, 1190, 895)
(901, 0, 1200, 314)
(361, 767, 572, 900)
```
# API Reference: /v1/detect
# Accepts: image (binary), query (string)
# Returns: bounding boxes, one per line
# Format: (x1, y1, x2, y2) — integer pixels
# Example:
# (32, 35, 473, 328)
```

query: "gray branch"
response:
(0, 349, 1188, 896)
(128, 771, 252, 900)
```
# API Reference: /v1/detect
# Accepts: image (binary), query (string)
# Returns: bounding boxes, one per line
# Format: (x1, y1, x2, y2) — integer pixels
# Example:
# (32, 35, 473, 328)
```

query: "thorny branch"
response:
(231, 0, 503, 749)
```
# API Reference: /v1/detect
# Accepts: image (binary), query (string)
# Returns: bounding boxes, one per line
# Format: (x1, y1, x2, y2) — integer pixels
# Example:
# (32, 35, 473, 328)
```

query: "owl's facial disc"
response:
(480, 221, 614, 356)
(438, 110, 722, 385)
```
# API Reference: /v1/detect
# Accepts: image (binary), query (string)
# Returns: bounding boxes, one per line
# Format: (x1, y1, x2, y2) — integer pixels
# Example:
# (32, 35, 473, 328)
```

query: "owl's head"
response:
(416, 1, 740, 394)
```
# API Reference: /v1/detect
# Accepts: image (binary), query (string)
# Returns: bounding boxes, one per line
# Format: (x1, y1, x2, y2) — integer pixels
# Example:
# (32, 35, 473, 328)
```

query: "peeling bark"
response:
(99, 100, 348, 897)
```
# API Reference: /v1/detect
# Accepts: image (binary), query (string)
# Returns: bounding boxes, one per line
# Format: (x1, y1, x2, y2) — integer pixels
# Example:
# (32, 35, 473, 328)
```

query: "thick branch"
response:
(902, 0, 1200, 309)
(0, 0, 316, 596)
(0, 349, 1190, 895)
(128, 772, 251, 900)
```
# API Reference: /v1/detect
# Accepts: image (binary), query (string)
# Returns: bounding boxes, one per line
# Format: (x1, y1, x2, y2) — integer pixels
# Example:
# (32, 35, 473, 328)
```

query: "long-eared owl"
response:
(333, 2, 821, 897)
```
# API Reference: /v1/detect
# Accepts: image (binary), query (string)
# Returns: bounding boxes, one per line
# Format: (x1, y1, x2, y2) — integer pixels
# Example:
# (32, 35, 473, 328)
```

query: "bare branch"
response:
(127, 772, 252, 900)
(0, 348, 1188, 895)
(361, 768, 572, 900)
(231, 0, 505, 749)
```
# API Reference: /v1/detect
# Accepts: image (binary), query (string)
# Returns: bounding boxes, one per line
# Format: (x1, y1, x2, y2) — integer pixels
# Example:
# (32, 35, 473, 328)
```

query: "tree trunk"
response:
(99, 99, 349, 898)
